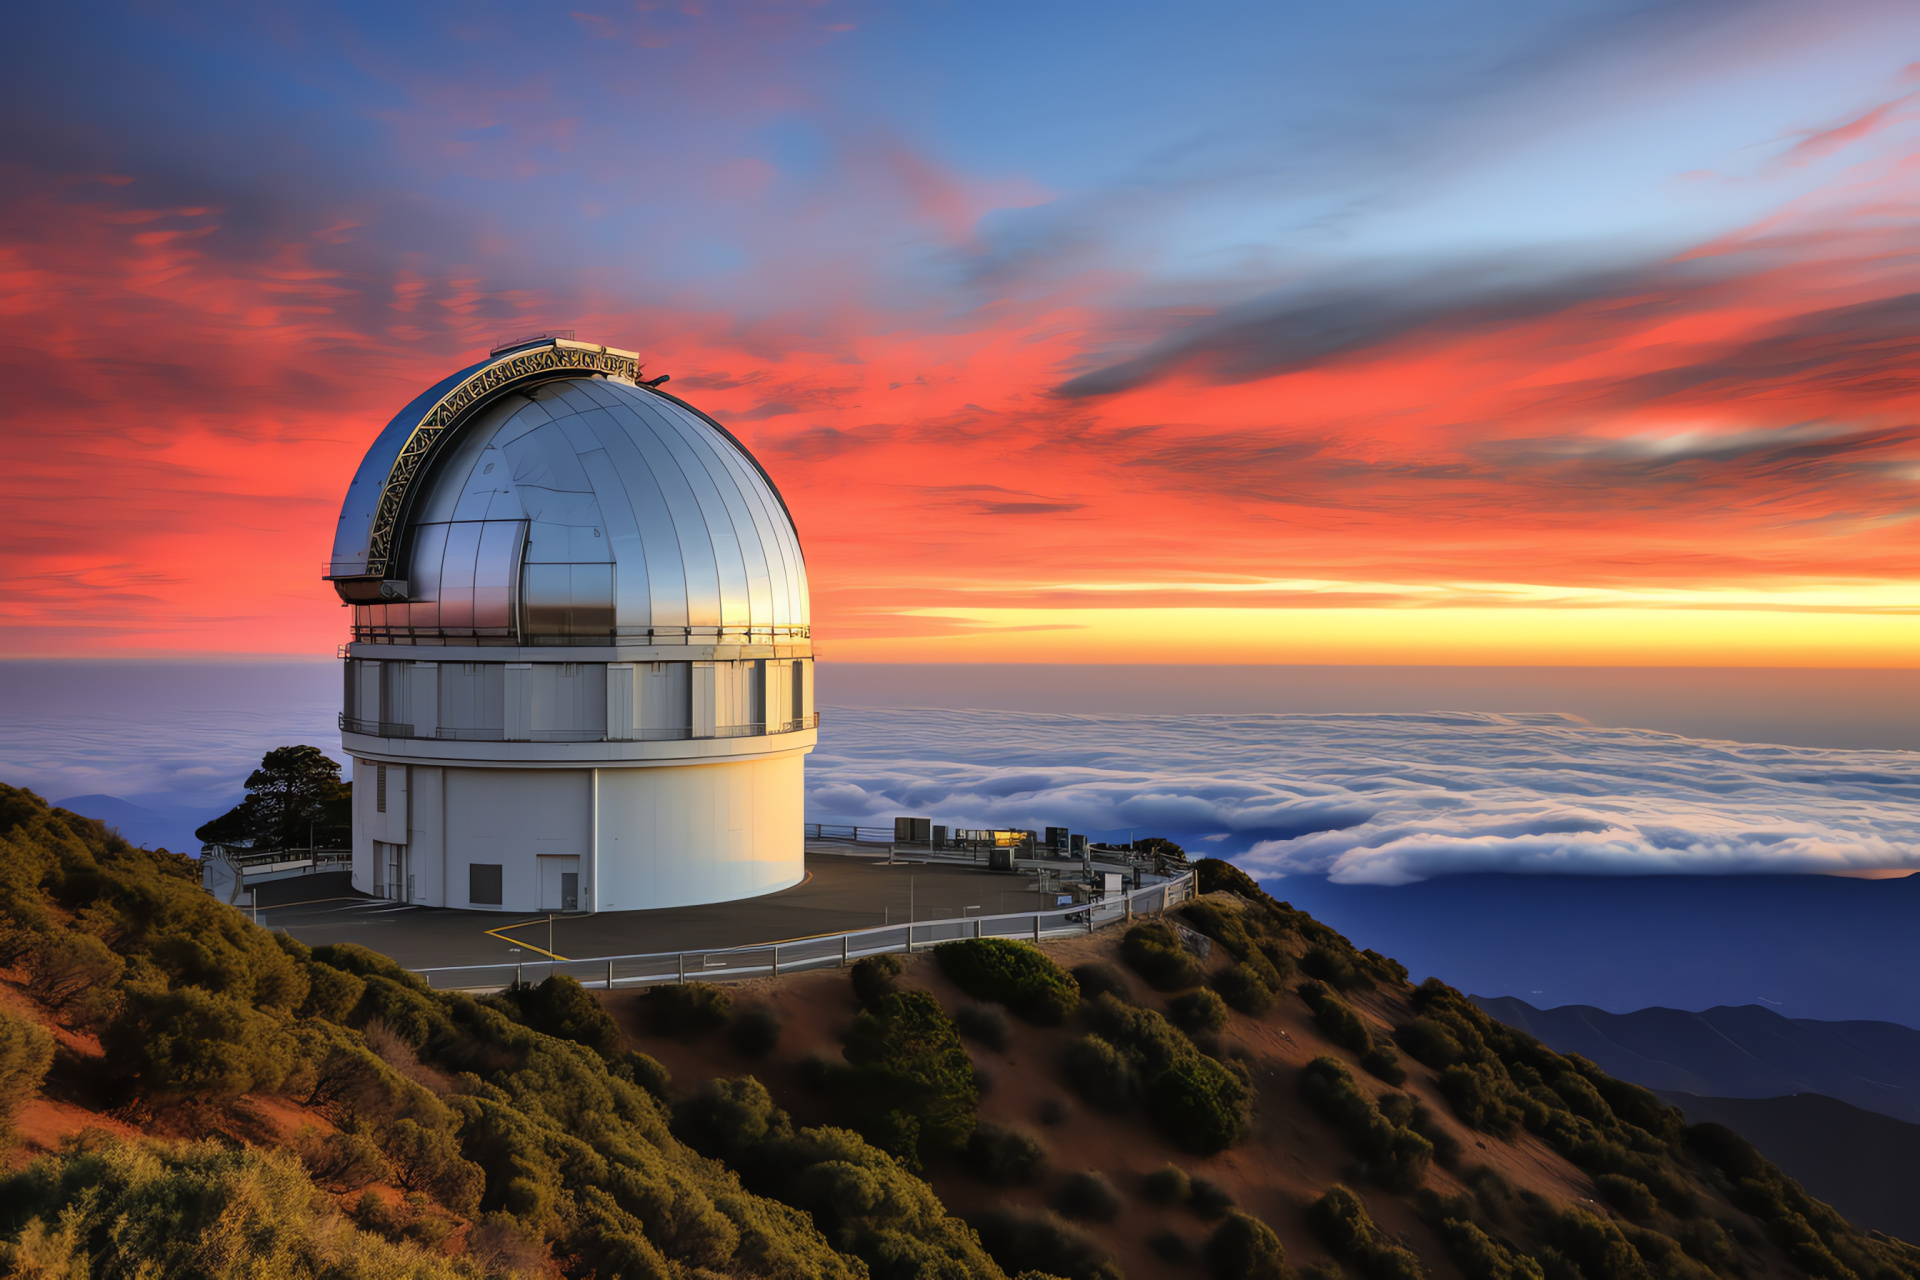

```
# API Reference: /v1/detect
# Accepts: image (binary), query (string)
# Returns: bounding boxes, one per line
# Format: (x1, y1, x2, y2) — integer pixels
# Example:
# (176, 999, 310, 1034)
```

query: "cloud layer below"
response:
(807, 707, 1920, 884)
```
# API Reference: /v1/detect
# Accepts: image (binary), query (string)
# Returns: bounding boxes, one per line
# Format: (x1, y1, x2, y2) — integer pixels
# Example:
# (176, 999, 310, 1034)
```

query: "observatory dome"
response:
(324, 338, 815, 916)
(331, 361, 808, 646)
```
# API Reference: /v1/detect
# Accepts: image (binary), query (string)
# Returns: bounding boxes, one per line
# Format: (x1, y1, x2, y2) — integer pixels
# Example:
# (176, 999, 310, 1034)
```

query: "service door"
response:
(540, 855, 581, 912)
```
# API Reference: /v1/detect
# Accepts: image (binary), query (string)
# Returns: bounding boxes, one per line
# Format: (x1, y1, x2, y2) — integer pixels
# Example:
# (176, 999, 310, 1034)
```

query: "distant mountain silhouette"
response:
(1277, 872, 1920, 1026)
(53, 794, 226, 853)
(1660, 1093, 1920, 1245)
(1474, 996, 1920, 1123)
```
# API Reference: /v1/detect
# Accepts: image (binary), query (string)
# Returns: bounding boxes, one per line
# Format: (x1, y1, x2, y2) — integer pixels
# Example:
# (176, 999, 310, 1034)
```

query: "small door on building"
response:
(540, 855, 581, 912)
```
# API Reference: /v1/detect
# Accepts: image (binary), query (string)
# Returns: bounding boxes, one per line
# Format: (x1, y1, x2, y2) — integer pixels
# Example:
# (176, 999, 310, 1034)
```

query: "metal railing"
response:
(340, 713, 817, 742)
(412, 871, 1196, 993)
(806, 823, 899, 843)
(343, 625, 813, 648)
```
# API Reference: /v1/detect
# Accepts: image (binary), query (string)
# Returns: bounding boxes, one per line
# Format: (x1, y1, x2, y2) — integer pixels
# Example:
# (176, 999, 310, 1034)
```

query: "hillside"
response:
(1659, 1094, 1920, 1247)
(2, 781, 1917, 1280)
(1473, 998, 1920, 1124)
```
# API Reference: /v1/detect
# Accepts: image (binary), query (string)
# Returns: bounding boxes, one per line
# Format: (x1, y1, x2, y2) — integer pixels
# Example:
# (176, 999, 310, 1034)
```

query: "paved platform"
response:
(261, 849, 1064, 971)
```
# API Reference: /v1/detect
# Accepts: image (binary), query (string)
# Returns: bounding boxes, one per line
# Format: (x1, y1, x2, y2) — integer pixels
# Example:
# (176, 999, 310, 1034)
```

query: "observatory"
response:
(325, 337, 814, 913)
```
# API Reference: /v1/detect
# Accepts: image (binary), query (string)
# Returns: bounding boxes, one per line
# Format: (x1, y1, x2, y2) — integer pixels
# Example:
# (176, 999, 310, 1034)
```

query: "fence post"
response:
(607, 959, 614, 990)
(1032, 913, 1040, 943)
(516, 962, 523, 986)
(771, 945, 780, 977)
(1087, 910, 1095, 936)
(677, 952, 685, 984)
(842, 935, 850, 966)
(1126, 896, 1133, 922)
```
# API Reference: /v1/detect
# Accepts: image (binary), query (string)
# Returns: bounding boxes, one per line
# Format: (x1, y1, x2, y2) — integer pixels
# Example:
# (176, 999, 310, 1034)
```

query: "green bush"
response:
(1309, 1185, 1422, 1280)
(671, 1074, 1004, 1278)
(1143, 1163, 1191, 1204)
(26, 931, 124, 1021)
(966, 1121, 1048, 1183)
(975, 1208, 1123, 1280)
(726, 1005, 782, 1058)
(0, 1139, 476, 1279)
(292, 1125, 387, 1192)
(1121, 921, 1204, 990)
(380, 1118, 484, 1214)
(1063, 1034, 1135, 1111)
(1206, 1210, 1295, 1280)
(0, 1010, 54, 1130)
(1151, 1056, 1253, 1154)
(957, 1002, 1012, 1050)
(1169, 988, 1231, 1034)
(1360, 1043, 1407, 1087)
(641, 981, 732, 1036)
(1190, 1176, 1238, 1219)
(1432, 1215, 1545, 1280)
(850, 953, 905, 1006)
(1302, 945, 1374, 992)
(1212, 963, 1278, 1014)
(1298, 979, 1371, 1051)
(1055, 1170, 1122, 1222)
(838, 988, 979, 1166)
(496, 974, 621, 1060)
(933, 938, 1080, 1025)
(1596, 1174, 1658, 1223)
(1071, 961, 1132, 1003)
(1297, 1057, 1431, 1191)
(1072, 995, 1250, 1153)
(618, 1050, 671, 1100)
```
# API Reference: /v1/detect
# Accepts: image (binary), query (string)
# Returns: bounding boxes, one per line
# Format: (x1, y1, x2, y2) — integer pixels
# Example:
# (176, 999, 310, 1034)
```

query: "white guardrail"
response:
(412, 871, 1196, 993)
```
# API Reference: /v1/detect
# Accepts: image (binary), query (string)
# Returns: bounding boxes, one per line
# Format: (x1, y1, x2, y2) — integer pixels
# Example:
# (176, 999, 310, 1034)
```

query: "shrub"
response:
(642, 982, 732, 1036)
(1596, 1174, 1658, 1223)
(838, 988, 979, 1166)
(301, 963, 365, 1022)
(850, 953, 905, 1006)
(498, 974, 622, 1059)
(1070, 961, 1132, 1003)
(1169, 988, 1231, 1035)
(1143, 1164, 1191, 1204)
(26, 931, 124, 1017)
(1152, 1056, 1253, 1154)
(974, 1208, 1123, 1280)
(934, 939, 1079, 1025)
(1206, 1210, 1295, 1280)
(104, 984, 292, 1097)
(1309, 1185, 1422, 1280)
(0, 1010, 54, 1129)
(1394, 1017, 1465, 1068)
(966, 1123, 1048, 1184)
(727, 1006, 782, 1058)
(1301, 945, 1373, 992)
(1121, 922, 1203, 990)
(1433, 1216, 1545, 1280)
(620, 1050, 671, 1100)
(1298, 980, 1372, 1052)
(1212, 963, 1278, 1015)
(1360, 1044, 1407, 1086)
(1063, 1035, 1136, 1112)
(0, 1138, 474, 1279)
(381, 1118, 484, 1214)
(1055, 1171, 1122, 1222)
(1190, 1177, 1237, 1219)
(1297, 1057, 1431, 1191)
(1151, 1229, 1198, 1262)
(292, 1125, 387, 1192)
(957, 1003, 1011, 1051)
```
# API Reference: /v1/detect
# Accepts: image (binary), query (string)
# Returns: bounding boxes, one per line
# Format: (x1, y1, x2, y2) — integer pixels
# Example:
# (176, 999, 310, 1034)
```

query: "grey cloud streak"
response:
(808, 707, 1920, 885)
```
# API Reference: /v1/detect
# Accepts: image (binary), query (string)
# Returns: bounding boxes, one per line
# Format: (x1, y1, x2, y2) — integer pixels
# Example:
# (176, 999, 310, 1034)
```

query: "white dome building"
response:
(325, 337, 815, 913)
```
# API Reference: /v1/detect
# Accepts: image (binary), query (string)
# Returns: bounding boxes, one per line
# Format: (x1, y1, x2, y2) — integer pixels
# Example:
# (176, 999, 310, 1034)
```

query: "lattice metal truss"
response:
(361, 341, 641, 578)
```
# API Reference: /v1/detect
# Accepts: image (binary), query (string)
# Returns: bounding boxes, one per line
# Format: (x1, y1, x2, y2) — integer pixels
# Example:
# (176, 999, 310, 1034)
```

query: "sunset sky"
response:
(7, 1, 1920, 664)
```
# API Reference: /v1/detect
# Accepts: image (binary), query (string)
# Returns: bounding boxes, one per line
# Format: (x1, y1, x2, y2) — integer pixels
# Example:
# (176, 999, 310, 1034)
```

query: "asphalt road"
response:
(259, 848, 1063, 971)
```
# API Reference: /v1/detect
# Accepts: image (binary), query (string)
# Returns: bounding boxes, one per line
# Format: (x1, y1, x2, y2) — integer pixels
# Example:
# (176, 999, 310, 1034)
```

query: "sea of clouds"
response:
(6, 659, 1918, 882)
(807, 708, 1920, 884)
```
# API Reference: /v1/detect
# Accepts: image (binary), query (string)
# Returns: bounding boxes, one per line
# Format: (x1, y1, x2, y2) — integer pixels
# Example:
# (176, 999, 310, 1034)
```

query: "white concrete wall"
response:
(594, 753, 805, 911)
(444, 766, 592, 910)
(408, 764, 444, 907)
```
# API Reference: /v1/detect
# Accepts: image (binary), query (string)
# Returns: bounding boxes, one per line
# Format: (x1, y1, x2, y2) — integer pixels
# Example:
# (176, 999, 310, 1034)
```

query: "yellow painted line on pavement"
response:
(486, 919, 569, 961)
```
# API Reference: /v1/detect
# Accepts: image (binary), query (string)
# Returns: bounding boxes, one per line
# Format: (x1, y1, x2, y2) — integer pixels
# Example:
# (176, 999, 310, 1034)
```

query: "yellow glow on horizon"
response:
(824, 605, 1920, 666)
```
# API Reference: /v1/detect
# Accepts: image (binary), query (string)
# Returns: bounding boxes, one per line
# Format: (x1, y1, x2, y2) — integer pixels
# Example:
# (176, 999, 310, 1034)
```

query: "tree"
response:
(195, 745, 350, 849)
